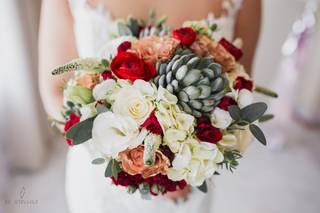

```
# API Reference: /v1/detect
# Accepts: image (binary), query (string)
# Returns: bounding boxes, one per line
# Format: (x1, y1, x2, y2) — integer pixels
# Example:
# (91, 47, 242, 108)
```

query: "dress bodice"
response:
(68, 0, 243, 58)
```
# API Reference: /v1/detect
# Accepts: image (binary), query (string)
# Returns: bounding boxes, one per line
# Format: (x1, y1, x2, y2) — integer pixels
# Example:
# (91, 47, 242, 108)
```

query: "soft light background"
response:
(0, 0, 319, 213)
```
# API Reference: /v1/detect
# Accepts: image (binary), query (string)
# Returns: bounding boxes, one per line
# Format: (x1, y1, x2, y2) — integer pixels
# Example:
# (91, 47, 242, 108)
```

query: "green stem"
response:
(48, 116, 65, 125)
(254, 85, 278, 98)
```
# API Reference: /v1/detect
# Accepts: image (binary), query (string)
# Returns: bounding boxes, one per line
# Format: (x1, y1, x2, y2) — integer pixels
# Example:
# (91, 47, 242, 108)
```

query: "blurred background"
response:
(0, 0, 320, 212)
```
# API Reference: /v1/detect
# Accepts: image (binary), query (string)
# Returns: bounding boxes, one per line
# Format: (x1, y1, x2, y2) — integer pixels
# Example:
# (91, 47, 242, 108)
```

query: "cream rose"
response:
(112, 87, 154, 124)
(92, 112, 148, 157)
(210, 108, 233, 129)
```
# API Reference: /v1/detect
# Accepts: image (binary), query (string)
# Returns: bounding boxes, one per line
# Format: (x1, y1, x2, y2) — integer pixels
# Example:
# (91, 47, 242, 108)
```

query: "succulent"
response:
(154, 49, 226, 117)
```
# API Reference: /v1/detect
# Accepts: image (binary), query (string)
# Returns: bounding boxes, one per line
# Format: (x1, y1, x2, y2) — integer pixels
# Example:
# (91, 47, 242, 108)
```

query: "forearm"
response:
(234, 0, 261, 75)
(38, 0, 78, 120)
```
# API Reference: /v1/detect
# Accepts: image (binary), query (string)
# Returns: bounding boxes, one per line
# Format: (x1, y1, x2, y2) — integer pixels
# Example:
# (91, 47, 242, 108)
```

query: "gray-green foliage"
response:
(154, 49, 226, 117)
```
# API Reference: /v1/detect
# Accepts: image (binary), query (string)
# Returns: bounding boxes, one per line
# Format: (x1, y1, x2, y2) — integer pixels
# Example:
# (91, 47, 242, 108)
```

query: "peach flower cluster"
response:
(76, 73, 100, 89)
(190, 35, 237, 72)
(131, 36, 180, 65)
(119, 145, 170, 178)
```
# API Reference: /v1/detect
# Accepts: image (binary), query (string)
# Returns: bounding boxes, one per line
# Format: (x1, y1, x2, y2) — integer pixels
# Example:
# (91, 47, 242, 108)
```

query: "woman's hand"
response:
(164, 186, 191, 202)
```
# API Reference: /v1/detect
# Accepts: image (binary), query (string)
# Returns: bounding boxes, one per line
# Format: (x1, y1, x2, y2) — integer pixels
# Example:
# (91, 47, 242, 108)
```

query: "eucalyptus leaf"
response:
(91, 158, 106, 165)
(111, 159, 122, 179)
(66, 117, 95, 145)
(197, 181, 208, 193)
(249, 124, 267, 145)
(258, 114, 274, 122)
(228, 105, 241, 121)
(241, 102, 267, 123)
(105, 160, 113, 177)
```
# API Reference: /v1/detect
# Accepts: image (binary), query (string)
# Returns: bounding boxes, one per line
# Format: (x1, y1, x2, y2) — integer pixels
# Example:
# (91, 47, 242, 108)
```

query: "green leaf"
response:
(105, 160, 113, 177)
(66, 117, 95, 145)
(258, 114, 274, 122)
(197, 181, 208, 193)
(228, 105, 241, 121)
(249, 124, 267, 145)
(117, 22, 132, 36)
(101, 59, 109, 68)
(91, 158, 106, 165)
(241, 102, 268, 123)
(111, 160, 121, 179)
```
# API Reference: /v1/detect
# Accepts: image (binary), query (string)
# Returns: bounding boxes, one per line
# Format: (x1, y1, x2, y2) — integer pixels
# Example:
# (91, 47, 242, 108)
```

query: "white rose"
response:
(93, 79, 118, 102)
(210, 108, 233, 129)
(92, 112, 147, 157)
(238, 89, 253, 108)
(112, 87, 154, 124)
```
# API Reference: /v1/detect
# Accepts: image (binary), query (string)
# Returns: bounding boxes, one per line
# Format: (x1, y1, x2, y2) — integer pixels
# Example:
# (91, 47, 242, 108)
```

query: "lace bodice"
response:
(68, 0, 243, 58)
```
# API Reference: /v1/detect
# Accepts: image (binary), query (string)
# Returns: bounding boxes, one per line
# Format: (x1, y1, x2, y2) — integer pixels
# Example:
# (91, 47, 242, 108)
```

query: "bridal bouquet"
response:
(51, 15, 277, 198)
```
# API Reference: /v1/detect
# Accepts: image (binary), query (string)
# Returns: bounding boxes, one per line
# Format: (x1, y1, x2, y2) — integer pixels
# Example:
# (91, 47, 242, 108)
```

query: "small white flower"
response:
(80, 103, 97, 121)
(112, 87, 154, 125)
(93, 79, 118, 101)
(133, 80, 156, 98)
(163, 128, 187, 153)
(167, 138, 223, 186)
(210, 108, 233, 129)
(157, 86, 178, 104)
(238, 89, 253, 108)
(92, 112, 147, 158)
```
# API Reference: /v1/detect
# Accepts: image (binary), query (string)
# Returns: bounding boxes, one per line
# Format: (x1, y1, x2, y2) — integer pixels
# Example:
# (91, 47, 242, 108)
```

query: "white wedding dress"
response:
(66, 1, 243, 212)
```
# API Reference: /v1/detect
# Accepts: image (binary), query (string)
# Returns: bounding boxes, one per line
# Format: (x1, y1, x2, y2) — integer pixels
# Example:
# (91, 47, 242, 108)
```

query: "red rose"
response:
(219, 38, 243, 61)
(64, 112, 80, 146)
(110, 52, 157, 81)
(101, 70, 113, 80)
(195, 116, 222, 144)
(117, 41, 132, 54)
(218, 96, 237, 111)
(172, 27, 196, 46)
(234, 76, 253, 91)
(141, 111, 163, 135)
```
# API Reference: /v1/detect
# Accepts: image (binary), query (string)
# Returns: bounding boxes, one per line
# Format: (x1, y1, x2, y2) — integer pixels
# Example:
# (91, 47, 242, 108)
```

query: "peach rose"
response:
(76, 73, 100, 89)
(131, 36, 180, 65)
(119, 145, 170, 178)
(190, 35, 237, 72)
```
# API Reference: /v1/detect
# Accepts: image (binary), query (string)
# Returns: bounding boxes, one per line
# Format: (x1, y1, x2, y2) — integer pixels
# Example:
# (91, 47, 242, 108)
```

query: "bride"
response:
(38, 0, 261, 212)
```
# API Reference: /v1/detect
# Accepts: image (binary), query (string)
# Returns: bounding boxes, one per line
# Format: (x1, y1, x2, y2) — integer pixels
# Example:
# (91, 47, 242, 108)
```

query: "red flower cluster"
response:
(64, 112, 80, 146)
(110, 52, 157, 81)
(234, 76, 254, 91)
(117, 41, 132, 54)
(111, 171, 187, 195)
(101, 71, 113, 80)
(172, 27, 196, 46)
(141, 111, 163, 135)
(218, 96, 237, 111)
(159, 145, 175, 165)
(195, 116, 222, 144)
(219, 38, 243, 61)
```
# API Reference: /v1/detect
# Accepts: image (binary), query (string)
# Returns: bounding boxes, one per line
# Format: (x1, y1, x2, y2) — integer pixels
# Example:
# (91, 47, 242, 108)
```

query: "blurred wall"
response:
(0, 0, 48, 171)
(254, 0, 305, 85)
